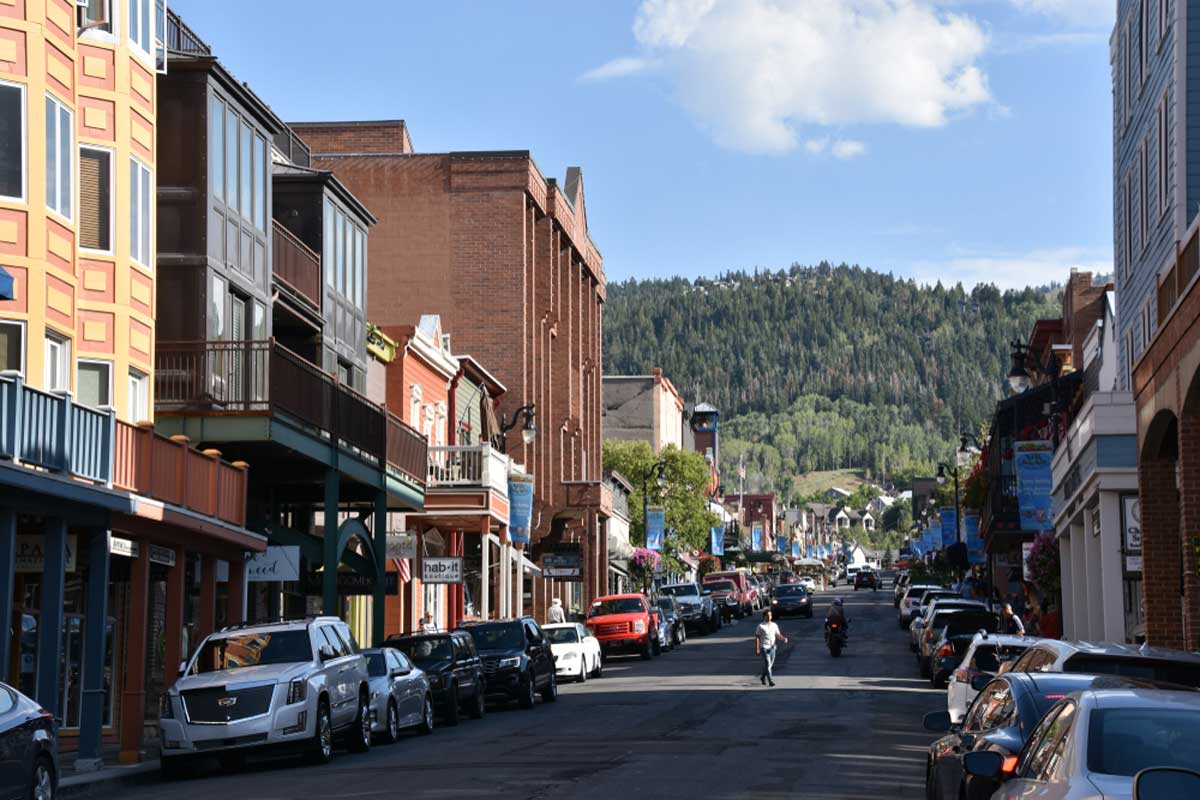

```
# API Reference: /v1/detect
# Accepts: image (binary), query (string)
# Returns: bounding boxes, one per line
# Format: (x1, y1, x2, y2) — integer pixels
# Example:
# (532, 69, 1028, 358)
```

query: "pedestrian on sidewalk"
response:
(755, 610, 787, 687)
(421, 612, 438, 633)
(1002, 603, 1026, 636)
(547, 597, 567, 624)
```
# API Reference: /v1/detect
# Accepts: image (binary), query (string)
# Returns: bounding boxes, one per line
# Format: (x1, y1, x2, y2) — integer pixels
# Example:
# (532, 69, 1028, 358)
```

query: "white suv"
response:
(159, 617, 372, 774)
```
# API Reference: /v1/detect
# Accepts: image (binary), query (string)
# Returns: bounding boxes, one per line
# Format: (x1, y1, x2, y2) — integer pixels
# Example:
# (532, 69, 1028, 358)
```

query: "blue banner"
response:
(806, 544, 814, 559)
(751, 522, 764, 551)
(791, 540, 800, 558)
(710, 527, 724, 557)
(1015, 440, 1055, 531)
(964, 514, 985, 565)
(777, 535, 787, 554)
(646, 507, 665, 551)
(923, 527, 937, 553)
(941, 507, 958, 548)
(507, 474, 534, 544)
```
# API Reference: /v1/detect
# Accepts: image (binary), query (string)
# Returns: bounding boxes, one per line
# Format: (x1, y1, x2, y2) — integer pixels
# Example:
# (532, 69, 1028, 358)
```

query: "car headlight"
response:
(634, 620, 646, 633)
(726, 597, 737, 606)
(771, 599, 779, 605)
(287, 678, 307, 705)
(498, 656, 522, 668)
(160, 693, 174, 719)
(799, 598, 808, 604)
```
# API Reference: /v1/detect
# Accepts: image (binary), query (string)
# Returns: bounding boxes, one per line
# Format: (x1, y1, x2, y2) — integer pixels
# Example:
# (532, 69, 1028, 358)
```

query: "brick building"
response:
(286, 120, 610, 619)
(602, 368, 685, 453)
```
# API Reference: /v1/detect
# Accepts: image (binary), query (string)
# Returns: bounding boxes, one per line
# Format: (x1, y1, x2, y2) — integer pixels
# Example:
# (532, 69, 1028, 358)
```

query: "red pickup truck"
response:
(585, 594, 661, 660)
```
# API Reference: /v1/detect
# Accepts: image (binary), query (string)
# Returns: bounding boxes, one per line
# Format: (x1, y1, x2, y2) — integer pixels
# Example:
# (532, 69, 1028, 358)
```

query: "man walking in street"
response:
(547, 597, 567, 624)
(1002, 602, 1026, 636)
(755, 609, 787, 686)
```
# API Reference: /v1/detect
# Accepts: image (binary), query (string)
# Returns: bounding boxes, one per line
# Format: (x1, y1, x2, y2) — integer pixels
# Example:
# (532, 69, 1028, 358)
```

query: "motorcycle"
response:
(825, 621, 847, 657)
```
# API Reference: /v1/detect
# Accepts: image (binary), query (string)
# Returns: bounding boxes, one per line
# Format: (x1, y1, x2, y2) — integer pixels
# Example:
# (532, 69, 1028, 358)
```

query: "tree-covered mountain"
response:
(603, 262, 1061, 497)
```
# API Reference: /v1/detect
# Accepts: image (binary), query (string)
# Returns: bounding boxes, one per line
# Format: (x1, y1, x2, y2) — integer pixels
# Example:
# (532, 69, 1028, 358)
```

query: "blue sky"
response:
(173, 0, 1115, 289)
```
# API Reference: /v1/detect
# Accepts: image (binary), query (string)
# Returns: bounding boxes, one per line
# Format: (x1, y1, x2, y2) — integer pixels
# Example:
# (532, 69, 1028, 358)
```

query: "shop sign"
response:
(542, 553, 582, 579)
(1121, 494, 1142, 576)
(302, 571, 400, 596)
(1125, 555, 1143, 572)
(148, 544, 176, 567)
(109, 536, 138, 559)
(508, 474, 535, 545)
(422, 557, 463, 584)
(386, 532, 417, 560)
(1014, 440, 1055, 532)
(15, 534, 77, 573)
(247, 546, 300, 582)
(1021, 541, 1035, 582)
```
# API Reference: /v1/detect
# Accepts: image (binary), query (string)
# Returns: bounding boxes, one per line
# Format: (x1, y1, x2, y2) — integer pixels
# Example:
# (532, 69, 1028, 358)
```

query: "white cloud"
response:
(911, 246, 1111, 290)
(804, 137, 829, 154)
(585, 0, 993, 155)
(579, 56, 655, 82)
(1009, 0, 1114, 27)
(832, 139, 867, 159)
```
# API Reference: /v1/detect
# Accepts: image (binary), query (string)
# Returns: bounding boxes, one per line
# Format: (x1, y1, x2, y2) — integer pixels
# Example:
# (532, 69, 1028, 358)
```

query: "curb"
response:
(60, 761, 161, 798)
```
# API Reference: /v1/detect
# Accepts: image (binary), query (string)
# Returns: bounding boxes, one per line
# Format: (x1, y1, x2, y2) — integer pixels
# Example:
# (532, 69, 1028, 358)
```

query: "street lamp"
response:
(641, 460, 668, 588)
(498, 404, 537, 453)
(1007, 340, 1033, 394)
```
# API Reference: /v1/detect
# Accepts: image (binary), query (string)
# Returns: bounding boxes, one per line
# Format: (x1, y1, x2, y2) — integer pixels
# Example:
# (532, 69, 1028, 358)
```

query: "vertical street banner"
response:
(777, 535, 787, 554)
(1014, 440, 1055, 531)
(924, 527, 938, 553)
(710, 527, 725, 557)
(806, 544, 814, 559)
(507, 473, 535, 544)
(791, 540, 800, 558)
(964, 514, 985, 565)
(646, 507, 665, 551)
(751, 521, 764, 551)
(941, 507, 958, 549)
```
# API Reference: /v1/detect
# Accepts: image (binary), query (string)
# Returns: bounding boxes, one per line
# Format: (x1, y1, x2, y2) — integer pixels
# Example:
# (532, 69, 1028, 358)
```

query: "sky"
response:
(172, 0, 1116, 289)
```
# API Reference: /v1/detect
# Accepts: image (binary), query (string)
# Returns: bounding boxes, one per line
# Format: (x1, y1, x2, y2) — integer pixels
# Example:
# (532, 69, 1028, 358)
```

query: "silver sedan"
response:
(363, 648, 434, 743)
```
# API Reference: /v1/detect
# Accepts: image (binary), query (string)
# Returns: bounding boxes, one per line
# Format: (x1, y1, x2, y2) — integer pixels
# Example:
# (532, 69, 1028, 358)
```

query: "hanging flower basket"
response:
(1025, 531, 1061, 597)
(630, 548, 661, 592)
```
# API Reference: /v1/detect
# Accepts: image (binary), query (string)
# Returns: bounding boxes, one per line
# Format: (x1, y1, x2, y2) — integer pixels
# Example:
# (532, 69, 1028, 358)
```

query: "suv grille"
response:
(182, 685, 274, 724)
(596, 622, 631, 636)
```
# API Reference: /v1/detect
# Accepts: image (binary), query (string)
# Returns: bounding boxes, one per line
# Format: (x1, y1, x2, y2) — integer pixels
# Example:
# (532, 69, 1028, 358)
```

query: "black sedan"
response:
(0, 681, 56, 800)
(923, 672, 1150, 800)
(769, 585, 814, 618)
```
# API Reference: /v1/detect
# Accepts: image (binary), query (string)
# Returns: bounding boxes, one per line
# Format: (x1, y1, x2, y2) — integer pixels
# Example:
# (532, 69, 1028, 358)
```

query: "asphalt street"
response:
(101, 582, 943, 800)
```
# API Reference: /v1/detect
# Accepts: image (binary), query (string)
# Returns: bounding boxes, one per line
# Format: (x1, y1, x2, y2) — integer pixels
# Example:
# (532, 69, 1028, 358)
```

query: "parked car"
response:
(841, 565, 861, 588)
(853, 570, 877, 591)
(655, 596, 687, 648)
(917, 608, 994, 679)
(543, 622, 602, 682)
(703, 579, 744, 623)
(928, 610, 1002, 688)
(899, 584, 946, 628)
(925, 673, 1154, 800)
(770, 584, 814, 618)
(361, 647, 434, 742)
(702, 571, 754, 617)
(0, 681, 56, 800)
(947, 633, 1037, 723)
(159, 617, 372, 774)
(660, 582, 722, 633)
(798, 576, 818, 592)
(752, 574, 771, 605)
(385, 631, 485, 725)
(910, 598, 988, 653)
(894, 571, 911, 607)
(459, 618, 558, 709)
(963, 687, 1200, 799)
(1006, 640, 1200, 686)
(586, 594, 661, 659)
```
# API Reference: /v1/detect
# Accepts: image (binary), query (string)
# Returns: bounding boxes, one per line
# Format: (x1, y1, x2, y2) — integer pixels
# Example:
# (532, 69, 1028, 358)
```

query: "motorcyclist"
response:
(824, 597, 849, 642)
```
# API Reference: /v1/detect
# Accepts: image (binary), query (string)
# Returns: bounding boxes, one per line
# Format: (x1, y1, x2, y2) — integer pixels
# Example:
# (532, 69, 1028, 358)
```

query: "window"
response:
(128, 369, 148, 422)
(336, 212, 346, 295)
(78, 0, 112, 34)
(45, 95, 72, 220)
(1139, 0, 1147, 86)
(210, 97, 224, 203)
(79, 147, 112, 252)
(1124, 174, 1133, 279)
(128, 0, 152, 57)
(1142, 299, 1155, 345)
(0, 82, 25, 201)
(225, 107, 238, 211)
(323, 198, 334, 286)
(239, 120, 251, 222)
(208, 275, 226, 339)
(76, 360, 111, 408)
(43, 333, 69, 393)
(1159, 95, 1170, 216)
(348, 223, 356, 304)
(356, 228, 366, 307)
(254, 135, 266, 231)
(1140, 141, 1149, 248)
(1160, 0, 1170, 42)
(129, 157, 151, 267)
(0, 321, 24, 375)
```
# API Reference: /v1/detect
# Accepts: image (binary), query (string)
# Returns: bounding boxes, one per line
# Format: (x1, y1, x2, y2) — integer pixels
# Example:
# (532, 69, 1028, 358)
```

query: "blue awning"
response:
(0, 266, 12, 300)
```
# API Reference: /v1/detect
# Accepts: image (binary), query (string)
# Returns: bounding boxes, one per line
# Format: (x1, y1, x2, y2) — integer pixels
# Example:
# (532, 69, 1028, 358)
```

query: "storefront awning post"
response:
(0, 511, 13, 684)
(35, 518, 67, 718)
(372, 491, 387, 645)
(77, 527, 111, 769)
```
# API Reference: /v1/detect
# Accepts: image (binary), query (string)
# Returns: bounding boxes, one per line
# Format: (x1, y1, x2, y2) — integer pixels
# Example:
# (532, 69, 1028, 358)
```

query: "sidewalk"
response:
(59, 760, 161, 798)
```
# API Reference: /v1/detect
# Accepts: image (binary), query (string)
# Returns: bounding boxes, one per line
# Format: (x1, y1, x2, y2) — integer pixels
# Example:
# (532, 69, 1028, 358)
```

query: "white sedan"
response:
(798, 577, 817, 592)
(544, 622, 603, 683)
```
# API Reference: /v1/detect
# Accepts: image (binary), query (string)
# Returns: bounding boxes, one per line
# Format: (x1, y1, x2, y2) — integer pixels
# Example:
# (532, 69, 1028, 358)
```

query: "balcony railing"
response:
(165, 9, 211, 55)
(272, 220, 321, 310)
(981, 474, 1019, 535)
(113, 421, 247, 526)
(0, 373, 114, 484)
(155, 340, 427, 487)
(427, 444, 509, 494)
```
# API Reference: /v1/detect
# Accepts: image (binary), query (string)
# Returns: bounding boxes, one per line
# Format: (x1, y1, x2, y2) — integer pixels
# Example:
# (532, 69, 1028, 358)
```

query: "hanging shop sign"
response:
(247, 546, 301, 582)
(1014, 440, 1055, 532)
(16, 534, 77, 572)
(508, 474, 535, 545)
(422, 556, 464, 584)
(109, 536, 138, 559)
(646, 507, 665, 551)
(1120, 494, 1142, 574)
(1021, 541, 1035, 582)
(386, 531, 418, 560)
(791, 540, 801, 559)
(148, 543, 176, 567)
(542, 554, 583, 580)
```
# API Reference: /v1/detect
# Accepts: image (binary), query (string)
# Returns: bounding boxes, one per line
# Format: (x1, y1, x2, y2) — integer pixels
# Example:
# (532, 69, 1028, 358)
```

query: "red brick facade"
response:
(290, 125, 608, 618)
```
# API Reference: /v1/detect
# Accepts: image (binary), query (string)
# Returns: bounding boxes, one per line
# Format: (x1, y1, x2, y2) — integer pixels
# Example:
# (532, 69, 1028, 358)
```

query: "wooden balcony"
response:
(0, 372, 114, 484)
(154, 339, 426, 487)
(113, 421, 247, 527)
(272, 220, 322, 311)
(427, 444, 509, 493)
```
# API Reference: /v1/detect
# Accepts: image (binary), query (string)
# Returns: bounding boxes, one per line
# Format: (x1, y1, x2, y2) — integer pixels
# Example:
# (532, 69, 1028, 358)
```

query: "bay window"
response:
(45, 95, 72, 220)
(129, 157, 152, 268)
(0, 81, 24, 201)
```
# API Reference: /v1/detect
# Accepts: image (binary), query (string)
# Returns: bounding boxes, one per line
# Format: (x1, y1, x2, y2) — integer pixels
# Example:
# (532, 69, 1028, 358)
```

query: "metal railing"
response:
(155, 340, 426, 486)
(427, 444, 508, 493)
(165, 9, 210, 55)
(0, 372, 114, 484)
(272, 220, 321, 310)
(113, 421, 247, 526)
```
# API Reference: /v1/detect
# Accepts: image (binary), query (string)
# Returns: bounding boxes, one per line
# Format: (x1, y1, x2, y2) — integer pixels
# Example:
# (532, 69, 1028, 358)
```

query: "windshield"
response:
(466, 624, 525, 651)
(945, 613, 1000, 636)
(661, 585, 699, 598)
(365, 653, 388, 677)
(392, 638, 452, 666)
(656, 600, 674, 613)
(545, 627, 579, 644)
(706, 581, 736, 593)
(1066, 657, 1200, 687)
(193, 630, 312, 673)
(589, 598, 645, 616)
(1087, 708, 1200, 776)
(973, 645, 1029, 673)
(775, 586, 807, 597)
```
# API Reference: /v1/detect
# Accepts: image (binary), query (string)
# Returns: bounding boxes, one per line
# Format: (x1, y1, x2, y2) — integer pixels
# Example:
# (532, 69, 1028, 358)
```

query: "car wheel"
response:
(348, 691, 372, 753)
(577, 660, 587, 683)
(384, 699, 400, 744)
(417, 695, 434, 735)
(641, 638, 652, 660)
(470, 685, 486, 719)
(444, 682, 461, 726)
(518, 674, 536, 709)
(305, 698, 334, 765)
(541, 672, 558, 703)
(592, 655, 603, 678)
(678, 625, 687, 645)
(651, 636, 661, 657)
(30, 755, 54, 800)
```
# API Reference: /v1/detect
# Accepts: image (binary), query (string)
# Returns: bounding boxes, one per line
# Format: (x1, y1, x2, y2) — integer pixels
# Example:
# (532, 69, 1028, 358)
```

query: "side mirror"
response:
(1133, 768, 1200, 800)
(971, 674, 992, 692)
(963, 751, 1005, 779)
(922, 710, 953, 733)
(178, 660, 188, 676)
(318, 645, 336, 661)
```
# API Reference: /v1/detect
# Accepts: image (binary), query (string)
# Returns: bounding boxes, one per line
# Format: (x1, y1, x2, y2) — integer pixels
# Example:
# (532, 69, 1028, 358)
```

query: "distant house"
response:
(831, 507, 851, 529)
(825, 487, 852, 502)
(859, 510, 876, 531)
(866, 495, 894, 516)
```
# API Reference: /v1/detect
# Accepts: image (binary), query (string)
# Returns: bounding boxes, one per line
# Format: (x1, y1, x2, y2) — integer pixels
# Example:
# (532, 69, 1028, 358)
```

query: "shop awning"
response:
(0, 266, 12, 300)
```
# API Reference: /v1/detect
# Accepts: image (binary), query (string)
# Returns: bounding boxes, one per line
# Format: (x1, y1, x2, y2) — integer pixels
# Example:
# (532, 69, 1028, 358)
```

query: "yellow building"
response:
(0, 0, 159, 422)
